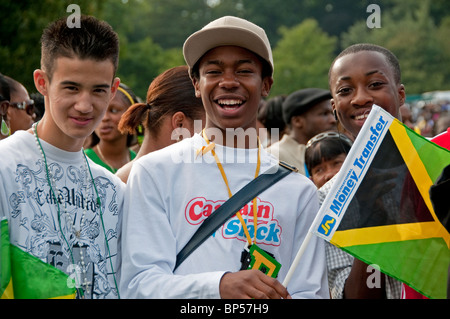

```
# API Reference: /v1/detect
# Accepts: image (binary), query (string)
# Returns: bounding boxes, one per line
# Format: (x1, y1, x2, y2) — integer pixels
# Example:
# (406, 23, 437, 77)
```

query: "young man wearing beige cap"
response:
(120, 16, 329, 299)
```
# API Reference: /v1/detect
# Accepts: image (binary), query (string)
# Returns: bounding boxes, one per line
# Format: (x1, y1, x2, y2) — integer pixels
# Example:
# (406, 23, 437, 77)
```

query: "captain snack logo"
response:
(185, 197, 282, 246)
(185, 197, 225, 225)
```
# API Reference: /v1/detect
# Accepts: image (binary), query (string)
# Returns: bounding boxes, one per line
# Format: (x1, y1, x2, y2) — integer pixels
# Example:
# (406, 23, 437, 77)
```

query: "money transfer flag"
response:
(312, 105, 450, 299)
(0, 219, 76, 299)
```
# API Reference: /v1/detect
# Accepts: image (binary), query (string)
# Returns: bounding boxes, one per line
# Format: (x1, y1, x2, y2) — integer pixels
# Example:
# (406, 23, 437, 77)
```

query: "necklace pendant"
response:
(240, 244, 252, 270)
(75, 230, 81, 238)
(240, 244, 281, 278)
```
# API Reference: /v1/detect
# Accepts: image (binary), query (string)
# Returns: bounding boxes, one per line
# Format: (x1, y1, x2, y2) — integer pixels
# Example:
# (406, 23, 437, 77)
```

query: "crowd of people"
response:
(0, 13, 448, 300)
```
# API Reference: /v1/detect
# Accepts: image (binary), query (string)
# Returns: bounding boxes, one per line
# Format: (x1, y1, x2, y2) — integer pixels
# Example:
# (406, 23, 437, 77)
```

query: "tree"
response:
(100, 0, 188, 98)
(341, 0, 450, 94)
(0, 0, 104, 94)
(241, 0, 386, 47)
(116, 38, 185, 99)
(270, 19, 337, 96)
(2, 0, 449, 98)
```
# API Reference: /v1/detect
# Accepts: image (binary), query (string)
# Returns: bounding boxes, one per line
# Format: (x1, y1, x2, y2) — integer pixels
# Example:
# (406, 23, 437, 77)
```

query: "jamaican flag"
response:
(1, 218, 76, 299)
(312, 105, 450, 299)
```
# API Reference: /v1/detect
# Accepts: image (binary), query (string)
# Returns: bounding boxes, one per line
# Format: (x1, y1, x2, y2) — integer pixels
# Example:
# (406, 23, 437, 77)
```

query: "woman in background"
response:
(85, 83, 139, 173)
(5, 75, 36, 134)
(305, 131, 352, 188)
(116, 65, 205, 183)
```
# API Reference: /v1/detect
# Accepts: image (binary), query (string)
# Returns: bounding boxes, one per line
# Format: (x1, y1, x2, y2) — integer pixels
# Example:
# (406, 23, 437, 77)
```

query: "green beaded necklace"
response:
(32, 121, 120, 299)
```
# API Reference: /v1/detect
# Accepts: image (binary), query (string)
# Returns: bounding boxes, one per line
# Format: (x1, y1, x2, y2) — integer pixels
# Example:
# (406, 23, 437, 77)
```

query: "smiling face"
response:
(192, 46, 272, 142)
(329, 50, 405, 138)
(34, 57, 119, 151)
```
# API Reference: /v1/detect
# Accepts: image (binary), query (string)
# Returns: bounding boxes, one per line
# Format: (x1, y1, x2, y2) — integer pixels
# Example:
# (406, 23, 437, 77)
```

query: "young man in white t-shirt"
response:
(120, 16, 329, 299)
(0, 15, 124, 299)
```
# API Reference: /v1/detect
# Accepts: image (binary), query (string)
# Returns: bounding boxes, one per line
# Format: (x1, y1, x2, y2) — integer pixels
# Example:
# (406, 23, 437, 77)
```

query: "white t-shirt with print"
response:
(0, 131, 125, 299)
(120, 133, 328, 298)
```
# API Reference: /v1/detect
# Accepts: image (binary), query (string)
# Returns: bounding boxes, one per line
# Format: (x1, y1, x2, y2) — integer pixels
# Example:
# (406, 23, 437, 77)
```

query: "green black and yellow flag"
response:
(1, 219, 76, 299)
(312, 105, 450, 299)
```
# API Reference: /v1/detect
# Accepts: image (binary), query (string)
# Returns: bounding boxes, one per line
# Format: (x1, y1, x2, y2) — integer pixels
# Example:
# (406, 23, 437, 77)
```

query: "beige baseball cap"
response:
(183, 16, 273, 77)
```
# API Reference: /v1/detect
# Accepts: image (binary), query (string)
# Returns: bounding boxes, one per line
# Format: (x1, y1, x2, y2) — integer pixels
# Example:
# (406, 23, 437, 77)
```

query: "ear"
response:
(110, 77, 120, 101)
(331, 99, 338, 121)
(291, 115, 305, 129)
(192, 77, 201, 98)
(0, 100, 9, 116)
(33, 69, 48, 96)
(398, 84, 406, 106)
(261, 76, 273, 97)
(171, 111, 186, 130)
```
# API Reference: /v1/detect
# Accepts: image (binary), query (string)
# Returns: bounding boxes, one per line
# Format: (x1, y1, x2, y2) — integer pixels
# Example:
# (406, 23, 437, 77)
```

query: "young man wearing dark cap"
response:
(267, 88, 336, 175)
(120, 16, 329, 299)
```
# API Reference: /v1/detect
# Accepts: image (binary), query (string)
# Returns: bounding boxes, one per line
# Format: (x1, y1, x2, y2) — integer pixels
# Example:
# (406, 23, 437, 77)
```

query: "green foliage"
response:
(1, 0, 450, 99)
(341, 0, 450, 94)
(116, 39, 185, 99)
(116, 37, 163, 100)
(271, 19, 337, 96)
(0, 0, 104, 93)
(100, 0, 187, 99)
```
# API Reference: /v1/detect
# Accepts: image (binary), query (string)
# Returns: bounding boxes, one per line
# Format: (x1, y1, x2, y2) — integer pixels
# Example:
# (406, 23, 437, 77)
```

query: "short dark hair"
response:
(4, 76, 20, 96)
(305, 133, 352, 174)
(40, 15, 119, 81)
(258, 95, 287, 133)
(0, 73, 10, 102)
(328, 43, 401, 86)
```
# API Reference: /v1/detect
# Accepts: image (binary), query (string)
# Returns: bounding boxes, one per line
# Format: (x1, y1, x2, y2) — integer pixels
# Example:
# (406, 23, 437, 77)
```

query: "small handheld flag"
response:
(1, 219, 76, 299)
(284, 105, 450, 299)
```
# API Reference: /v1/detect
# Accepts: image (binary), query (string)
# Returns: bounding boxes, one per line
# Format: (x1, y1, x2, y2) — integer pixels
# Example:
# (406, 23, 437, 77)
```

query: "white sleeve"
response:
(287, 185, 329, 299)
(119, 161, 226, 299)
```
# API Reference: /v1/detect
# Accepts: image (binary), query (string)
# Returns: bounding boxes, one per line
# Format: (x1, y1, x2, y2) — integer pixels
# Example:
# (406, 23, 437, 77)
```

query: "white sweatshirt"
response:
(120, 133, 328, 298)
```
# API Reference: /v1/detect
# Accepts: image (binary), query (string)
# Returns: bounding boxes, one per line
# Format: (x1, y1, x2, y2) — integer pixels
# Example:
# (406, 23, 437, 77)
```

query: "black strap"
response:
(174, 161, 297, 270)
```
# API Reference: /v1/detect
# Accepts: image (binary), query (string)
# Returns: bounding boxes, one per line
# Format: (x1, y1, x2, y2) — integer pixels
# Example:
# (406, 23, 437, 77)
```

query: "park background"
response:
(1, 0, 450, 131)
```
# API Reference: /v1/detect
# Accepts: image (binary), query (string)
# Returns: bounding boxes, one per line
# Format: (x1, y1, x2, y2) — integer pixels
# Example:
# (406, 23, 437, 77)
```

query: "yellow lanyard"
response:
(200, 130, 261, 246)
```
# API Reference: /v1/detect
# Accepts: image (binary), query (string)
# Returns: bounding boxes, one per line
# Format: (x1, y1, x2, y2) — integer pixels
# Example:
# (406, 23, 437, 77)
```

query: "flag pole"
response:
(282, 231, 313, 287)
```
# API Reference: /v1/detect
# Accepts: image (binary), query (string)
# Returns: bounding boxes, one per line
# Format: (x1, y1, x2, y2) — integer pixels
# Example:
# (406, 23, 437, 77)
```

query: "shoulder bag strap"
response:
(174, 161, 297, 270)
